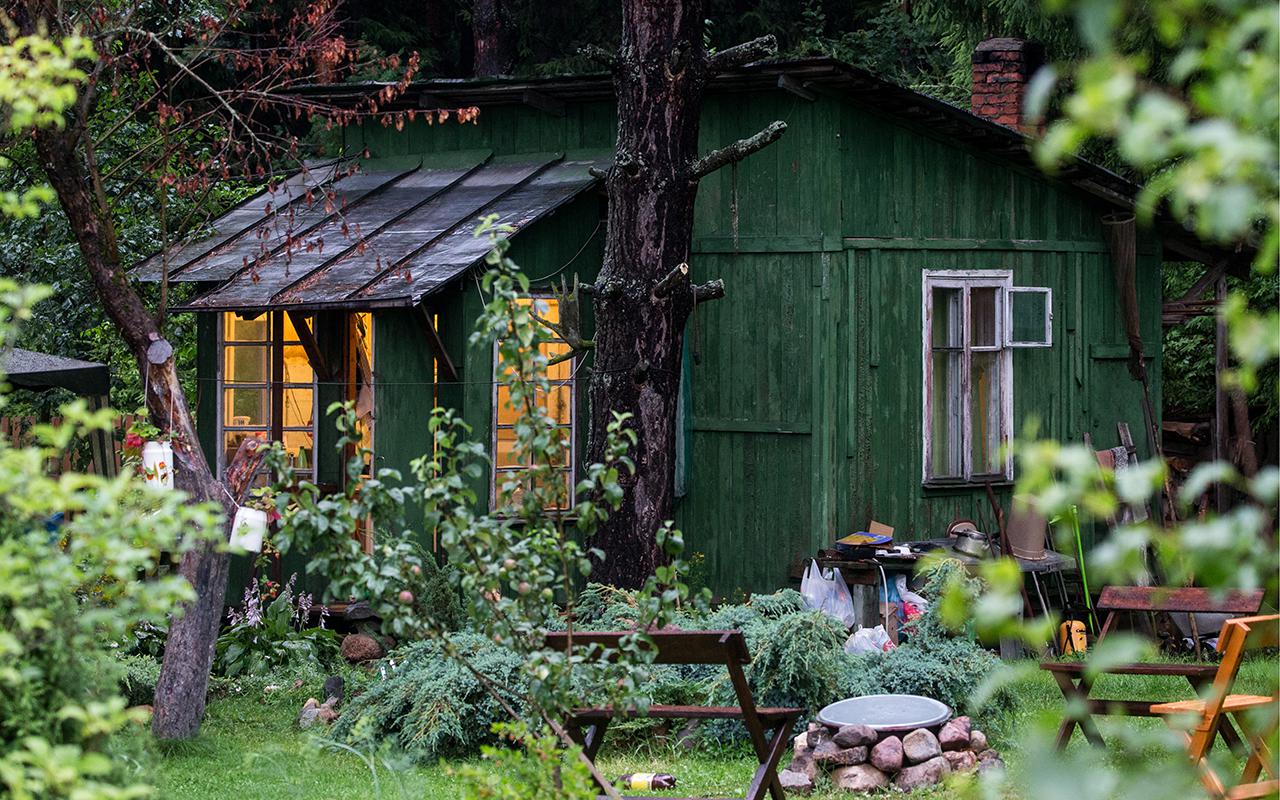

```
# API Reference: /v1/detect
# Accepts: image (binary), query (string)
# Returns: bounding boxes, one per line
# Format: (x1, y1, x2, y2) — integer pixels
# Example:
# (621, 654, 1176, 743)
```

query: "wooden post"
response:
(1214, 277, 1228, 512)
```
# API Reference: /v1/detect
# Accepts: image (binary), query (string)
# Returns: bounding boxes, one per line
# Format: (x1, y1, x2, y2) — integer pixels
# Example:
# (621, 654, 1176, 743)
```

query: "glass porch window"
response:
(492, 297, 575, 510)
(219, 312, 318, 481)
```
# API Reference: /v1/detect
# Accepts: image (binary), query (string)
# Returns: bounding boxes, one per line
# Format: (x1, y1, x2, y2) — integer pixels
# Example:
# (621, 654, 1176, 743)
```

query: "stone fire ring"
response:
(817, 694, 952, 733)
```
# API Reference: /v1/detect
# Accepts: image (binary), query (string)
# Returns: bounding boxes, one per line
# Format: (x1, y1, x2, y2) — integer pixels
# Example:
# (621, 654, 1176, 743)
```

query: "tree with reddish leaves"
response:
(583, 2, 785, 588)
(3, 0, 423, 739)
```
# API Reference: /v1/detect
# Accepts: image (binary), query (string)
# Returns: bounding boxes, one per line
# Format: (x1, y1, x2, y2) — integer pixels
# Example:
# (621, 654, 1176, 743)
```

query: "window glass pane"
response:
(224, 345, 268, 383)
(971, 352, 1003, 474)
(1010, 289, 1050, 345)
(970, 287, 999, 347)
(283, 345, 314, 383)
(225, 313, 267, 342)
(930, 287, 962, 349)
(224, 387, 268, 426)
(496, 386, 520, 426)
(548, 428, 572, 466)
(544, 344, 572, 378)
(282, 387, 314, 428)
(282, 313, 312, 343)
(282, 430, 314, 469)
(539, 384, 573, 425)
(532, 470, 572, 506)
(495, 428, 521, 467)
(930, 351, 963, 478)
(224, 430, 267, 466)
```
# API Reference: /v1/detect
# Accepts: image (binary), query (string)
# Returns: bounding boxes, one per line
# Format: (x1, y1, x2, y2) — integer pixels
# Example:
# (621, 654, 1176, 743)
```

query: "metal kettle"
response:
(947, 520, 992, 558)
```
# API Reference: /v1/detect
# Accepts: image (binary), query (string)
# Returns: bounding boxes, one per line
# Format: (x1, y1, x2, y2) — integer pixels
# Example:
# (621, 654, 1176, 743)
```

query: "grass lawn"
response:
(151, 659, 1276, 800)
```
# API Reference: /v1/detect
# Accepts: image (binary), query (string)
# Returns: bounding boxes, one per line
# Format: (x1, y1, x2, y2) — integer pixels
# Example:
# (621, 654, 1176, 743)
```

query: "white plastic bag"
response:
(894, 575, 928, 612)
(845, 625, 895, 654)
(800, 559, 858, 628)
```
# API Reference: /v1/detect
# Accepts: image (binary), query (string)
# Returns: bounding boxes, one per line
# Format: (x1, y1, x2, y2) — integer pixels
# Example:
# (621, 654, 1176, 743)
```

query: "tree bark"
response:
(32, 124, 252, 739)
(472, 0, 515, 77)
(586, 2, 782, 588)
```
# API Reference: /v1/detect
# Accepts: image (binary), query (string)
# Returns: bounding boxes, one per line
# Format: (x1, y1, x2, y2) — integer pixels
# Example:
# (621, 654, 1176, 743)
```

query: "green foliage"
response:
(450, 722, 595, 800)
(214, 576, 341, 678)
(333, 632, 527, 760)
(0, 281, 221, 798)
(116, 655, 161, 708)
(268, 406, 456, 641)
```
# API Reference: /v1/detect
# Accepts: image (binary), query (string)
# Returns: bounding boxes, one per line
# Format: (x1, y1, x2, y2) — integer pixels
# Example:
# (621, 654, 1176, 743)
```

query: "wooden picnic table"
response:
(544, 630, 803, 800)
(1040, 586, 1265, 750)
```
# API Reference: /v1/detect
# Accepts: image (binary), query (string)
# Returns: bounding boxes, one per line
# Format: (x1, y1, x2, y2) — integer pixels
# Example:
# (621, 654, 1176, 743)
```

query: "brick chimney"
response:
(971, 38, 1044, 131)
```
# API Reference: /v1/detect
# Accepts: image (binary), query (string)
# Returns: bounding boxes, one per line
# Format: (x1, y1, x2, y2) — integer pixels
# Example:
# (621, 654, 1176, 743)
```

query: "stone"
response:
(786, 753, 817, 781)
(810, 738, 842, 761)
(833, 723, 877, 748)
(806, 727, 834, 749)
(951, 716, 972, 736)
(938, 721, 970, 751)
(831, 764, 888, 793)
(814, 746, 867, 766)
(901, 728, 942, 764)
(977, 748, 1001, 763)
(298, 697, 339, 729)
(870, 735, 904, 773)
(968, 730, 988, 753)
(340, 633, 384, 663)
(792, 732, 812, 758)
(976, 751, 1005, 774)
(778, 769, 814, 794)
(943, 750, 979, 773)
(893, 755, 951, 791)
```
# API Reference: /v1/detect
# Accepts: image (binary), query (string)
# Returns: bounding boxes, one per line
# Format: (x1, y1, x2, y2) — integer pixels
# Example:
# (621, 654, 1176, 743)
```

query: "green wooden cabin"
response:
(135, 59, 1225, 597)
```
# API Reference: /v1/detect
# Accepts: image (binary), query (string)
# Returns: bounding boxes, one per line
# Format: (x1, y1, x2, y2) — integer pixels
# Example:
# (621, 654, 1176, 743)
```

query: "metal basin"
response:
(816, 694, 952, 733)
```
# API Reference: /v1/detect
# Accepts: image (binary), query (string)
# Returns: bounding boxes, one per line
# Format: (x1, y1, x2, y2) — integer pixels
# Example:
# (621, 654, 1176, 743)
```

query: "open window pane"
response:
(282, 430, 314, 469)
(929, 350, 963, 478)
(283, 345, 314, 383)
(282, 387, 314, 428)
(1008, 287, 1052, 347)
(970, 287, 1000, 348)
(930, 287, 963, 349)
(970, 352, 1003, 474)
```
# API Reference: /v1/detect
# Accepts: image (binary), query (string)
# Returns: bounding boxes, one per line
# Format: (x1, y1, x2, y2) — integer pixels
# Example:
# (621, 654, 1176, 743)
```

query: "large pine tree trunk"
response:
(586, 2, 707, 588)
(472, 0, 515, 77)
(32, 127, 262, 739)
(587, 2, 782, 587)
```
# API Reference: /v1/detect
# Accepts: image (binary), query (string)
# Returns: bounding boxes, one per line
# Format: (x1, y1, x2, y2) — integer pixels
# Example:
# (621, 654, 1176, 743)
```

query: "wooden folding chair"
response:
(1151, 614, 1280, 800)
(545, 630, 803, 800)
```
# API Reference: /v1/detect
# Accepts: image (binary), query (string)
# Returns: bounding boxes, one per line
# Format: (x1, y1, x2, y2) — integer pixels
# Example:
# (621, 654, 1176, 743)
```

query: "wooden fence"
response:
(0, 414, 136, 476)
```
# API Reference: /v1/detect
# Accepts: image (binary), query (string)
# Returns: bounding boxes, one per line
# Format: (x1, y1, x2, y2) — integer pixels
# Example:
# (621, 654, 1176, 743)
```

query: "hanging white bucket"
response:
(229, 506, 267, 554)
(141, 440, 174, 489)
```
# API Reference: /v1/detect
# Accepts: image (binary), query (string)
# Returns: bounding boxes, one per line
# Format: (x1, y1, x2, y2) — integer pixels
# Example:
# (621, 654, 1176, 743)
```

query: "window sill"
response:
(922, 479, 1014, 493)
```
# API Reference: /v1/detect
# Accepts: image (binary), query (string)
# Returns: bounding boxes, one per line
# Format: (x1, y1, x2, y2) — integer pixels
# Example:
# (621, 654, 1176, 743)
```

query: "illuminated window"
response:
(218, 312, 318, 480)
(492, 297, 575, 510)
(922, 271, 1051, 484)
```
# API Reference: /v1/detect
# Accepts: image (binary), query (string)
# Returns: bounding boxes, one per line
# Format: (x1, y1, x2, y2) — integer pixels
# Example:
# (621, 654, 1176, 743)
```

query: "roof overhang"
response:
(1, 348, 110, 396)
(133, 150, 609, 312)
(289, 58, 1250, 268)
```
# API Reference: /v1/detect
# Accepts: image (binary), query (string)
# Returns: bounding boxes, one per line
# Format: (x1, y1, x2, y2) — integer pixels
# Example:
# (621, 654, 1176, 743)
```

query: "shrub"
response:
(333, 632, 526, 760)
(116, 654, 160, 708)
(214, 575, 342, 678)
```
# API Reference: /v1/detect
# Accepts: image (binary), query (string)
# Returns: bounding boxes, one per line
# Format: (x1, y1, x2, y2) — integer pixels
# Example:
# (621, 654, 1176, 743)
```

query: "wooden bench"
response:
(544, 630, 803, 800)
(1040, 586, 1264, 750)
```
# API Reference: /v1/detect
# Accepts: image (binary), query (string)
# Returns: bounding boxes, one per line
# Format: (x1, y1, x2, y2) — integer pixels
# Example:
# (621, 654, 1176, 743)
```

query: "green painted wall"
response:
(201, 83, 1165, 598)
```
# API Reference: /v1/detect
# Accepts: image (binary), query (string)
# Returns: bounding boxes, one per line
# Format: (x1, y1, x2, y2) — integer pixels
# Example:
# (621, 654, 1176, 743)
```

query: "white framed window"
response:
(922, 271, 1052, 484)
(217, 312, 319, 481)
(491, 296, 576, 510)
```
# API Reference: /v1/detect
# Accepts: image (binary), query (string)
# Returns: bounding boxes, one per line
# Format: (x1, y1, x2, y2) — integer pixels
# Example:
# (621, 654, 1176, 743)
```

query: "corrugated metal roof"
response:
(134, 151, 607, 311)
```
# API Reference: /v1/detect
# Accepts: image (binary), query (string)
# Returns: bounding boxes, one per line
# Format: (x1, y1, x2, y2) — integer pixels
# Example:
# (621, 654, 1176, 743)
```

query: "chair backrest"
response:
(542, 630, 751, 666)
(1098, 586, 1264, 615)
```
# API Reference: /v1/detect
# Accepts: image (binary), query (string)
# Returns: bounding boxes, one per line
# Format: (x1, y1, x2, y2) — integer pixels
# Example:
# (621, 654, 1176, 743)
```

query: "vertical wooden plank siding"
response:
(192, 86, 1165, 596)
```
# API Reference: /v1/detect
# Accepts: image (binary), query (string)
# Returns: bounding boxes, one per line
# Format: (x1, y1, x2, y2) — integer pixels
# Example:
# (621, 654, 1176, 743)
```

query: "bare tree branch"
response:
(652, 262, 689, 299)
(579, 44, 617, 70)
(694, 279, 726, 303)
(707, 34, 777, 73)
(688, 120, 787, 181)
